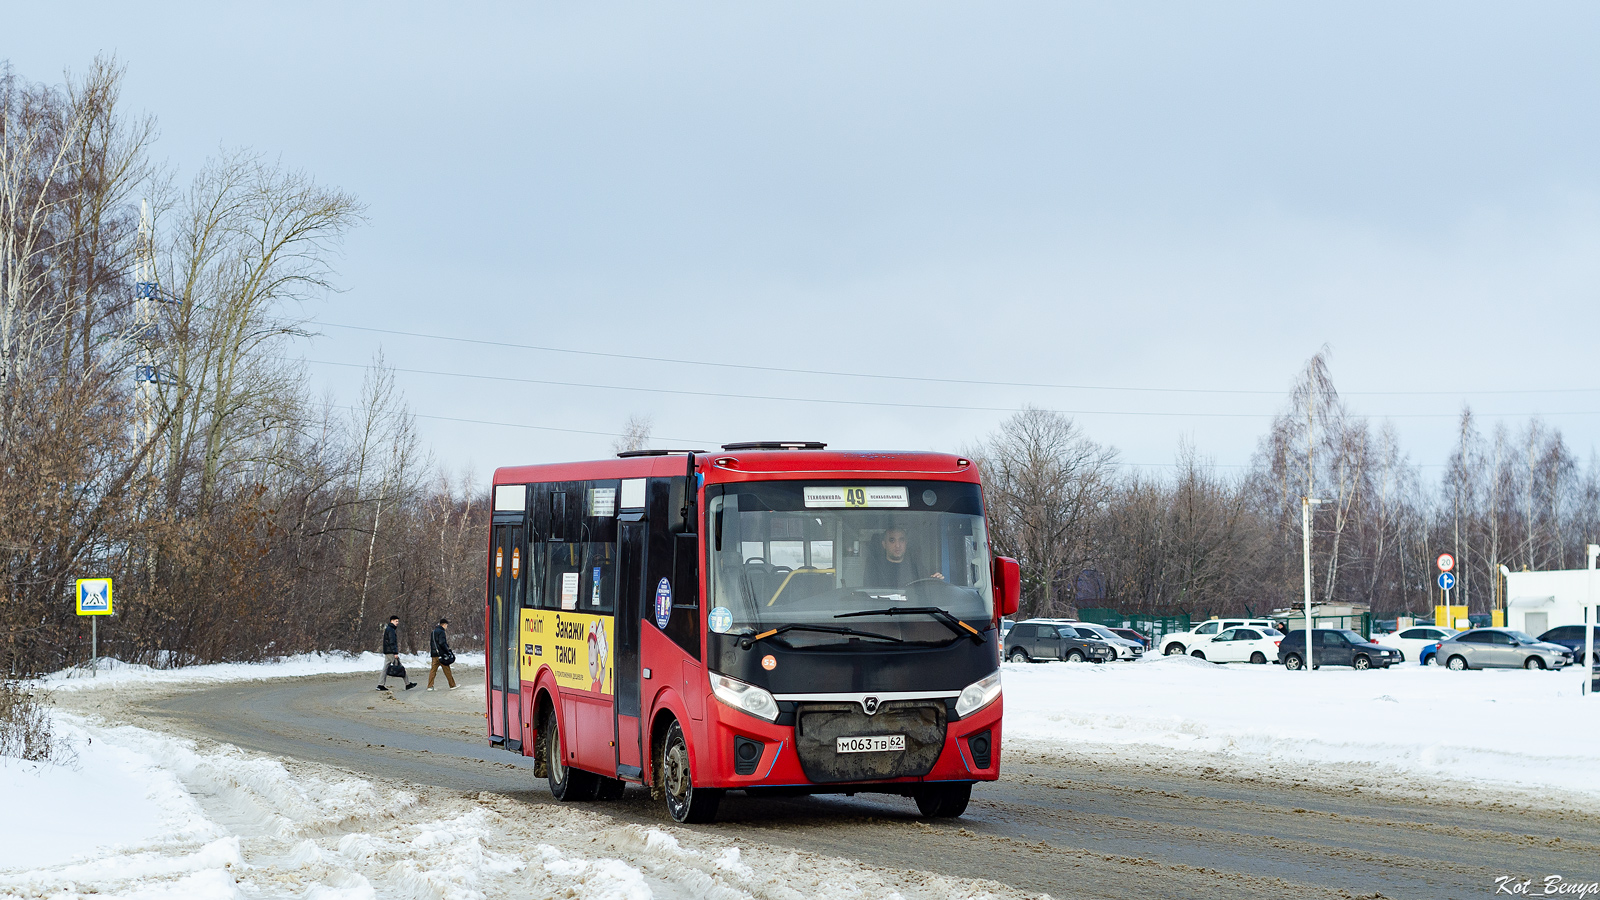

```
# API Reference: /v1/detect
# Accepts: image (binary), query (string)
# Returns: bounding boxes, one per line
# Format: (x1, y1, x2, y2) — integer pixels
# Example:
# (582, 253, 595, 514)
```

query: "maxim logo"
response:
(862, 696, 880, 715)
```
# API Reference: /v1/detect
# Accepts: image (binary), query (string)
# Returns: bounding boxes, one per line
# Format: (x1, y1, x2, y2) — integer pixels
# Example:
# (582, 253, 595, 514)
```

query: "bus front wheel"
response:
(659, 720, 722, 824)
(914, 782, 972, 818)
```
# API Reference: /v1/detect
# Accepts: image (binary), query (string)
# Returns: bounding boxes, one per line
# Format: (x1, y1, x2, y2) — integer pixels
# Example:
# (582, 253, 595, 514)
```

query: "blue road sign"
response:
(75, 578, 113, 615)
(1438, 572, 1456, 591)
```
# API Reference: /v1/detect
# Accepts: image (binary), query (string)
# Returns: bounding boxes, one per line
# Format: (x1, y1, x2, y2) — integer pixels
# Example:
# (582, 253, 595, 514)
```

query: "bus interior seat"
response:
(766, 568, 836, 606)
(838, 554, 864, 588)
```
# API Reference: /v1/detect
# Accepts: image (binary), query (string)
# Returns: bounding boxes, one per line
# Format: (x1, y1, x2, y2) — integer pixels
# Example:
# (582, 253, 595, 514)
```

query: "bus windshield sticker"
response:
(588, 487, 616, 517)
(708, 606, 733, 634)
(591, 567, 602, 606)
(561, 571, 580, 609)
(654, 578, 672, 629)
(803, 486, 909, 508)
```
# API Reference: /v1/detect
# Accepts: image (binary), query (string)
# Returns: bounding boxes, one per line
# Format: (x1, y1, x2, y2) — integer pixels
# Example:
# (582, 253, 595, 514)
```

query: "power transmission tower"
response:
(133, 199, 161, 470)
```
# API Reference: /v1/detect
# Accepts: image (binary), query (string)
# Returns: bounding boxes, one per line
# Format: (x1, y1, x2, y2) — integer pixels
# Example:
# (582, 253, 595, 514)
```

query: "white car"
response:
(1189, 626, 1284, 664)
(1161, 619, 1279, 656)
(1067, 623, 1145, 660)
(1373, 626, 1458, 664)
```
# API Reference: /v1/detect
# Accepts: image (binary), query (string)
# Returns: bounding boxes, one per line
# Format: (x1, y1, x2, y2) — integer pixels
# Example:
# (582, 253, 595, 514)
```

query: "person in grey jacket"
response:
(378, 615, 416, 691)
(428, 618, 457, 691)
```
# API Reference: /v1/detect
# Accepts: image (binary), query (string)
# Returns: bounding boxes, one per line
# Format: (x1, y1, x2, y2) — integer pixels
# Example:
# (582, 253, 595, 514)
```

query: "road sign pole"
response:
(1586, 545, 1597, 697)
(91, 617, 97, 676)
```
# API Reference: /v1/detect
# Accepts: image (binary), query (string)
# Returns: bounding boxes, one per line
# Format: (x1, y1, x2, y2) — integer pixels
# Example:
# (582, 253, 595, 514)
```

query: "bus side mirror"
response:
(993, 557, 1021, 618)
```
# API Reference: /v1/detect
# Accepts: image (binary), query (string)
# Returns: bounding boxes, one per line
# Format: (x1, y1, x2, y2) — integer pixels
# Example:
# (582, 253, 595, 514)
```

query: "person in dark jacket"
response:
(378, 614, 416, 691)
(428, 618, 457, 691)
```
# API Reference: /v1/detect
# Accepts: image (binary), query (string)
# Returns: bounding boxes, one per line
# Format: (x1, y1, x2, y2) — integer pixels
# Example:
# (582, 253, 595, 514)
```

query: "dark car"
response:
(1277, 629, 1400, 670)
(1111, 628, 1150, 649)
(1005, 620, 1116, 664)
(1537, 625, 1599, 665)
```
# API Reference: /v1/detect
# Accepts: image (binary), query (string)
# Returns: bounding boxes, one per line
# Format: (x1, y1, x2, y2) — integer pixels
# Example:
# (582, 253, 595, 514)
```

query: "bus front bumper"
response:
(695, 692, 1004, 791)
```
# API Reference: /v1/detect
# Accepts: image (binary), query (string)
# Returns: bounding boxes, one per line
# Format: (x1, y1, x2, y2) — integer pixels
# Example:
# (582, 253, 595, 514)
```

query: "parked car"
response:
(1536, 625, 1600, 665)
(1277, 629, 1400, 670)
(1110, 627, 1150, 650)
(1373, 625, 1458, 665)
(1190, 626, 1284, 664)
(1067, 623, 1145, 660)
(1434, 629, 1573, 671)
(1005, 620, 1116, 663)
(1161, 619, 1279, 656)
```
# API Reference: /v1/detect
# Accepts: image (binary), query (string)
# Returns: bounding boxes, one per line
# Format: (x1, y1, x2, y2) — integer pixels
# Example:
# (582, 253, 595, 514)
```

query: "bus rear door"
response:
(488, 521, 524, 748)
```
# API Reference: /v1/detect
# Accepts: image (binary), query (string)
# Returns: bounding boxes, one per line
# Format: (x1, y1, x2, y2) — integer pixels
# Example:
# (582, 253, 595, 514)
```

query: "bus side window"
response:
(530, 531, 546, 606)
(585, 542, 616, 613)
(550, 492, 566, 542)
(544, 543, 583, 610)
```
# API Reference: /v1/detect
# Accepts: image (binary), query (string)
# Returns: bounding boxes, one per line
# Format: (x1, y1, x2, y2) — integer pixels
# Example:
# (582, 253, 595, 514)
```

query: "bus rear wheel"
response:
(545, 709, 599, 801)
(660, 721, 722, 824)
(914, 782, 972, 818)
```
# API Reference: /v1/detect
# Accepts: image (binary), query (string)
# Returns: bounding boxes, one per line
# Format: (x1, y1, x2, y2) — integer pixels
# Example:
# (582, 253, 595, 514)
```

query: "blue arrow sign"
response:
(1438, 572, 1456, 591)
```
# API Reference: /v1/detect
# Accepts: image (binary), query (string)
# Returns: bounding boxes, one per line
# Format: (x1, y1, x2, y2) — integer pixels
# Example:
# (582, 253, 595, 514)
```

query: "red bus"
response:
(485, 443, 1021, 823)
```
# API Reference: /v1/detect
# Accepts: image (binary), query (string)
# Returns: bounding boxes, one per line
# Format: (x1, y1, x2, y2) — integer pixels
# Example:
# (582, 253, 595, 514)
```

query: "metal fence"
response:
(1076, 608, 1193, 644)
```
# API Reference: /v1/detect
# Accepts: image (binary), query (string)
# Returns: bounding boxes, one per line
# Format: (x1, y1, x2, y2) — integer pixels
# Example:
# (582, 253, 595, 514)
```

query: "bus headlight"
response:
(709, 672, 780, 723)
(955, 670, 1002, 718)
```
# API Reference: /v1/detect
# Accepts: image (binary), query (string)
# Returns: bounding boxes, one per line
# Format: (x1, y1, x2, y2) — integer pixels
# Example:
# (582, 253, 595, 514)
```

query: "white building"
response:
(1504, 566, 1600, 637)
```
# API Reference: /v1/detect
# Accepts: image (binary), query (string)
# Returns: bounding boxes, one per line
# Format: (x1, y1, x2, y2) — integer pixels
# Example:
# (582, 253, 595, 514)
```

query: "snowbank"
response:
(1, 714, 1025, 899)
(1003, 654, 1600, 798)
(8, 647, 1025, 899)
(44, 650, 484, 692)
(0, 717, 223, 872)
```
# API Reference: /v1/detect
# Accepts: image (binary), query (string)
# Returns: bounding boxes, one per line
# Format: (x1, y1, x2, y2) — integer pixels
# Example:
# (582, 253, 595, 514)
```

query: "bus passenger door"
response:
(614, 521, 645, 777)
(488, 523, 524, 748)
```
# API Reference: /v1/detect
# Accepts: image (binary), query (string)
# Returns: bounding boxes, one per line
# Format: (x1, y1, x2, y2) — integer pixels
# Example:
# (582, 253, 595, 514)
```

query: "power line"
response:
(309, 320, 1600, 399)
(292, 355, 1600, 420)
(293, 356, 1273, 417)
(323, 403, 721, 446)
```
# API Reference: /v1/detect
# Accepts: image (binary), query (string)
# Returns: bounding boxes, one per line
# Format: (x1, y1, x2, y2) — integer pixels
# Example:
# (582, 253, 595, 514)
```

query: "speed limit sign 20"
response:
(1436, 553, 1455, 573)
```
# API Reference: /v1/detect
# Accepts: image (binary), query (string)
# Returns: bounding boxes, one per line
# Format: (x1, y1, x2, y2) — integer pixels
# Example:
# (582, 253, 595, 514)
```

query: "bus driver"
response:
(864, 525, 943, 588)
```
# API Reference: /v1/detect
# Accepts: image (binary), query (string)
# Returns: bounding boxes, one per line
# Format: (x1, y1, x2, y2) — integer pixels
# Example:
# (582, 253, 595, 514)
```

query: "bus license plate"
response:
(836, 734, 905, 754)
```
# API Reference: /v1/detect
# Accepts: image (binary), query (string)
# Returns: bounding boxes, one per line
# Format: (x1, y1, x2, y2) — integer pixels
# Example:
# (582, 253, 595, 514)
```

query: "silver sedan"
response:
(1435, 628, 1573, 671)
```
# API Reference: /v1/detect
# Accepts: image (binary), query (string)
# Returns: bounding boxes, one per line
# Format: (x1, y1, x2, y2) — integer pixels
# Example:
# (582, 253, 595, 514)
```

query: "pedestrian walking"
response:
(428, 618, 458, 690)
(378, 614, 416, 691)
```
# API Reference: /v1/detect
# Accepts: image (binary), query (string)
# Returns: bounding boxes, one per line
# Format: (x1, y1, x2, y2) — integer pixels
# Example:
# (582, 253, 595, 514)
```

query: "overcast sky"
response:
(11, 3, 1600, 481)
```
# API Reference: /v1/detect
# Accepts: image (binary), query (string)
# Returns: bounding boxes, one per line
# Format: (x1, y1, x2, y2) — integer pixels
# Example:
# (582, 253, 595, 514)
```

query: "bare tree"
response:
(612, 414, 653, 454)
(970, 407, 1118, 617)
(156, 150, 364, 514)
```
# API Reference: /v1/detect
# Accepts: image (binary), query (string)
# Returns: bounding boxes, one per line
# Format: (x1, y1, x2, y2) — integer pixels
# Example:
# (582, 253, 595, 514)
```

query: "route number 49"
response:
(843, 487, 868, 507)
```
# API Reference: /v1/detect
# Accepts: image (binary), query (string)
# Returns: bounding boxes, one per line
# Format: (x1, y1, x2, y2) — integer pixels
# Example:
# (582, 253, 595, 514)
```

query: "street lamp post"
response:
(1302, 497, 1326, 672)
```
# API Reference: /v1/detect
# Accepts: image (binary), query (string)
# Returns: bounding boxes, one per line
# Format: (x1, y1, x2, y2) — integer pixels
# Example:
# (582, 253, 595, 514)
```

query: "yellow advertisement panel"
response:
(522, 608, 614, 695)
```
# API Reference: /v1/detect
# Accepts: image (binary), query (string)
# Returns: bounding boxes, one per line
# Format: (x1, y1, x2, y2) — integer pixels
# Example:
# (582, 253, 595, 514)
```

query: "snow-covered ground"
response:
(1004, 654, 1600, 800)
(5, 650, 1598, 897)
(4, 654, 1023, 900)
(43, 651, 484, 693)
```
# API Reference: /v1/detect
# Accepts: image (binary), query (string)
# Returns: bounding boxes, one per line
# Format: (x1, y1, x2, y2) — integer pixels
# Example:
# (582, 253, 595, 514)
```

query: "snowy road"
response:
(84, 666, 1600, 900)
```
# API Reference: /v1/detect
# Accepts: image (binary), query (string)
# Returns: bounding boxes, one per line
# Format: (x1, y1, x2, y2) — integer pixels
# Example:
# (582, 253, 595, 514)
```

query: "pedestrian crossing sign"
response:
(76, 578, 113, 616)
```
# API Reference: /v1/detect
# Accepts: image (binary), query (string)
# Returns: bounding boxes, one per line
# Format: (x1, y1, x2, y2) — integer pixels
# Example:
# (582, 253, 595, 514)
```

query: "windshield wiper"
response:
(738, 623, 905, 649)
(835, 606, 987, 644)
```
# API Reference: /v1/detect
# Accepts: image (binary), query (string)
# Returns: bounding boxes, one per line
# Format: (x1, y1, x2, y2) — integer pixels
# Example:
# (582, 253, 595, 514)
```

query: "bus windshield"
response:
(706, 480, 993, 647)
